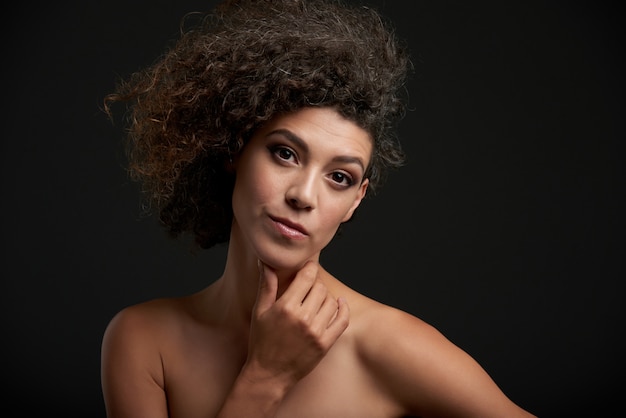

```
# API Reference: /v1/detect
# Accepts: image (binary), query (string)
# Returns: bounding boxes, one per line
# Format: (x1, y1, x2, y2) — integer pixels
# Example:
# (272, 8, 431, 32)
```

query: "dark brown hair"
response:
(105, 0, 411, 249)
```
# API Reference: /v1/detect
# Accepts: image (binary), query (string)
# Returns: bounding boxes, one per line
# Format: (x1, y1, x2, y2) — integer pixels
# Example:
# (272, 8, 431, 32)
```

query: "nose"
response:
(285, 170, 317, 210)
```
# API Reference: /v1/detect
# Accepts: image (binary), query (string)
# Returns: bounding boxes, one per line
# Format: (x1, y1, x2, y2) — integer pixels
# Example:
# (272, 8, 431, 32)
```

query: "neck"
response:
(216, 221, 315, 325)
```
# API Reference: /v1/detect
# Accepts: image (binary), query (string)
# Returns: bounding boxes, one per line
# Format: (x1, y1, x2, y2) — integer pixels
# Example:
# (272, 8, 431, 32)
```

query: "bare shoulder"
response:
(101, 294, 207, 371)
(103, 297, 182, 348)
(349, 295, 535, 418)
(349, 296, 442, 369)
(101, 297, 185, 376)
(101, 297, 189, 418)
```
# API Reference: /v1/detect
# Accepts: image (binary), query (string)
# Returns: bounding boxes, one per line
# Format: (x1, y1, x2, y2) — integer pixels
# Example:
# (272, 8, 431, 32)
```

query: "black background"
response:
(2, 1, 624, 416)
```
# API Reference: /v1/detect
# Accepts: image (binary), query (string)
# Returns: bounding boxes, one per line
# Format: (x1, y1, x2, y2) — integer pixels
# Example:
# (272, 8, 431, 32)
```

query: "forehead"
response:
(254, 107, 373, 159)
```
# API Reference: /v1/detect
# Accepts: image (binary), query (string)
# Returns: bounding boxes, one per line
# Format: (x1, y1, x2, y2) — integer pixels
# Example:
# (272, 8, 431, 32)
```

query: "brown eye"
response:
(277, 148, 294, 160)
(269, 145, 297, 163)
(331, 172, 353, 186)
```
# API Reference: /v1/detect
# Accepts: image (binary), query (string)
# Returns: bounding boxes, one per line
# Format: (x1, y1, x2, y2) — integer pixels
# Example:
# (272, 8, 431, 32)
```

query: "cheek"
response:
(313, 203, 353, 250)
(233, 159, 278, 209)
(319, 197, 355, 229)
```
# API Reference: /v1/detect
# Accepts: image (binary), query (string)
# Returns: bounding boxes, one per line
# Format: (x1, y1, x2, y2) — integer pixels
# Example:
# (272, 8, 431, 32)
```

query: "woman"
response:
(101, 0, 536, 416)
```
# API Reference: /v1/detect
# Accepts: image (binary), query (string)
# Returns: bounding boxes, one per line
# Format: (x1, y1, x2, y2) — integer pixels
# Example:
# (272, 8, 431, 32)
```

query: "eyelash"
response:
(272, 145, 296, 163)
(268, 145, 355, 188)
(330, 172, 354, 187)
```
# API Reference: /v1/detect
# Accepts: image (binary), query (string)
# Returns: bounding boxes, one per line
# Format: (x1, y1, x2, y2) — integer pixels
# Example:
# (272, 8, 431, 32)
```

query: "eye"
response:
(270, 145, 297, 163)
(329, 171, 354, 187)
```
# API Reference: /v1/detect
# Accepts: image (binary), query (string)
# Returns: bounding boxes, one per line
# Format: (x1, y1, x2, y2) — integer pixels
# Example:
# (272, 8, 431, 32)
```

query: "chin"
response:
(256, 247, 316, 273)
(259, 255, 306, 273)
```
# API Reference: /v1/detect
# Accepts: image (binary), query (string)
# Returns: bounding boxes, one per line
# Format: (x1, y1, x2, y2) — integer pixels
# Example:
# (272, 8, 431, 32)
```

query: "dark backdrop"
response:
(2, 1, 624, 416)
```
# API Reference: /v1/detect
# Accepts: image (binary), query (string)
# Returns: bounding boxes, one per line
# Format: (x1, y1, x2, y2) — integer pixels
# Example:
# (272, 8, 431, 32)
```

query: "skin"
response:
(101, 107, 536, 418)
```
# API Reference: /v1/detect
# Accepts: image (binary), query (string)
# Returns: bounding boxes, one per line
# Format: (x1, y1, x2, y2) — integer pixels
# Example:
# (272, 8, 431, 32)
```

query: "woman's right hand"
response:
(215, 261, 349, 417)
(244, 260, 350, 388)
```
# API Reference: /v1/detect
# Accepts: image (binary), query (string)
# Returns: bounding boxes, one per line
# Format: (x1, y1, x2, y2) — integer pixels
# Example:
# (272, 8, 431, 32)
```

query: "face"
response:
(231, 107, 371, 270)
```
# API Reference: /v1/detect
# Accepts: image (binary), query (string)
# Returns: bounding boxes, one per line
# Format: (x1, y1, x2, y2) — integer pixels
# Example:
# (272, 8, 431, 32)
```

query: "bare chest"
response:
(162, 331, 400, 418)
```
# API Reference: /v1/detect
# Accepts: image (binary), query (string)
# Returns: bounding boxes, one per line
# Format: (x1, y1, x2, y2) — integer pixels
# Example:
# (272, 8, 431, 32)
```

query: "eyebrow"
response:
(266, 128, 367, 173)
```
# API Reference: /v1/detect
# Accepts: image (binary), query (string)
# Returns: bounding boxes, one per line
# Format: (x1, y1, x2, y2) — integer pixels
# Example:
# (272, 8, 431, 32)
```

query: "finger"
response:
(280, 261, 319, 303)
(299, 279, 328, 318)
(254, 261, 278, 315)
(321, 297, 350, 345)
(313, 294, 339, 329)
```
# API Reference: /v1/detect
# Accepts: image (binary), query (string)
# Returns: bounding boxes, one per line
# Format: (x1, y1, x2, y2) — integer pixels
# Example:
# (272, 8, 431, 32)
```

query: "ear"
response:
(341, 178, 369, 223)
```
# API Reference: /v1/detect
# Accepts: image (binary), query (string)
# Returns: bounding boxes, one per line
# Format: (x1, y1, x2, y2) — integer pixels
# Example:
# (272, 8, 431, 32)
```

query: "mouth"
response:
(269, 215, 309, 239)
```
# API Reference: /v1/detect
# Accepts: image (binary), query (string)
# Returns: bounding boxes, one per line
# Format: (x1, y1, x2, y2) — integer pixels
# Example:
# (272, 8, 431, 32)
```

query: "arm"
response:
(101, 305, 169, 418)
(216, 261, 349, 417)
(362, 307, 536, 418)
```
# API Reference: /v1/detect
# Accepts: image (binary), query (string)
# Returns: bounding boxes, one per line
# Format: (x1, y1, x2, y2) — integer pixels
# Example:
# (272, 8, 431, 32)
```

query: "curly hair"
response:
(105, 0, 411, 249)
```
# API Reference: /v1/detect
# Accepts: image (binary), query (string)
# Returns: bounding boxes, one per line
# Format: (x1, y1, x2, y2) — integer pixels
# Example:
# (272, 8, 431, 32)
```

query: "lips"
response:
(269, 215, 309, 238)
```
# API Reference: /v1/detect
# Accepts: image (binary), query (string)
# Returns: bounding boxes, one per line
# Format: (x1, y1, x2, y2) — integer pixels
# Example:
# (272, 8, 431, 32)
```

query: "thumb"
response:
(254, 260, 278, 315)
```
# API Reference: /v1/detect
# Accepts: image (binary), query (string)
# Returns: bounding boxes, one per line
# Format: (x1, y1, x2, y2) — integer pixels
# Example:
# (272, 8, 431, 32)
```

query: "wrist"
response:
(239, 359, 297, 397)
(216, 362, 294, 418)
